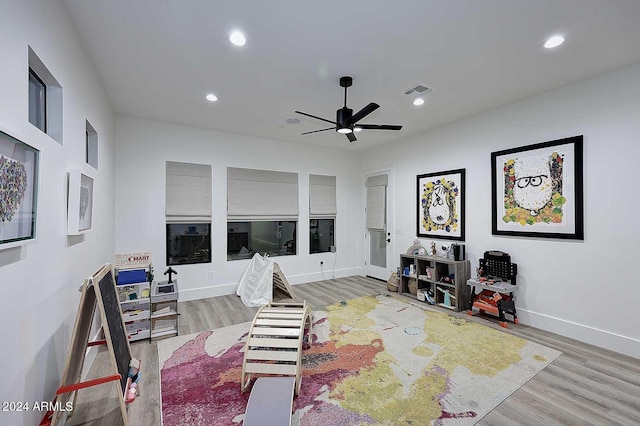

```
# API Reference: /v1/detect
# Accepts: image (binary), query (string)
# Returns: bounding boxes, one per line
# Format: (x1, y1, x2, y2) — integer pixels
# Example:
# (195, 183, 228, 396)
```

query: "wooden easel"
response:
(40, 263, 136, 426)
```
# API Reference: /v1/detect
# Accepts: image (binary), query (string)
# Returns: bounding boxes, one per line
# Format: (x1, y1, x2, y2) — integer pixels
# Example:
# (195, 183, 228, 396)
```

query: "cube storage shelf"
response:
(150, 280, 179, 340)
(399, 254, 471, 312)
(116, 266, 152, 342)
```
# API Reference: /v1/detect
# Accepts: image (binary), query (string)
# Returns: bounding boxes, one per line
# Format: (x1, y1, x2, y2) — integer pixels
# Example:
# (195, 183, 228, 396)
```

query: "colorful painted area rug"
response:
(158, 295, 561, 425)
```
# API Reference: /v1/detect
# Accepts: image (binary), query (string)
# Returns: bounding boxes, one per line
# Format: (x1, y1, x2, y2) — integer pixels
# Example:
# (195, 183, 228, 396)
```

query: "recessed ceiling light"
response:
(337, 128, 352, 134)
(229, 31, 246, 47)
(413, 97, 425, 106)
(206, 93, 218, 102)
(286, 118, 301, 124)
(543, 35, 565, 49)
(353, 126, 362, 132)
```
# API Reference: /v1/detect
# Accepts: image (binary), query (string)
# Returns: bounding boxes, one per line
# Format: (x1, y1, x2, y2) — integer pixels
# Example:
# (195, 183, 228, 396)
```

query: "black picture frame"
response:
(0, 128, 39, 246)
(491, 135, 584, 240)
(416, 168, 465, 241)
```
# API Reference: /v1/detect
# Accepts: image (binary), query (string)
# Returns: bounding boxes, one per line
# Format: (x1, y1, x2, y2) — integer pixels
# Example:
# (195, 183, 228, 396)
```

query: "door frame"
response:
(364, 168, 394, 280)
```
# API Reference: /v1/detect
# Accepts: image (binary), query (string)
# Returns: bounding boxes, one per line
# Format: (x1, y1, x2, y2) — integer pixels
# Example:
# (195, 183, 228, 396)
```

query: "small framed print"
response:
(68, 170, 94, 235)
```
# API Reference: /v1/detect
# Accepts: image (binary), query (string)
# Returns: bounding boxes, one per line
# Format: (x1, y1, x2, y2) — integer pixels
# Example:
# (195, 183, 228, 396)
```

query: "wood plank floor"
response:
(67, 276, 640, 425)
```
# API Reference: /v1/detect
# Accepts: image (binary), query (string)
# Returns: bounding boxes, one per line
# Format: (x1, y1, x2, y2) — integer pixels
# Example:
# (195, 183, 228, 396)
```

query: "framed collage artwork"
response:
(416, 168, 465, 241)
(0, 128, 39, 246)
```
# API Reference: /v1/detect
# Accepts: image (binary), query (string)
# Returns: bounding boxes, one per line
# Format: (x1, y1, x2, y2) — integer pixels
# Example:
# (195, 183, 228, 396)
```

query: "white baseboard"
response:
(180, 282, 238, 302)
(287, 267, 362, 285)
(179, 267, 362, 302)
(517, 308, 639, 359)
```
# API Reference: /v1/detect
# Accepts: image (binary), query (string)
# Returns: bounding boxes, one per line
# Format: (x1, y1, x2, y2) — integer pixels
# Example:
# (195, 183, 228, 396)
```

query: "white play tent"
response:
(236, 253, 297, 307)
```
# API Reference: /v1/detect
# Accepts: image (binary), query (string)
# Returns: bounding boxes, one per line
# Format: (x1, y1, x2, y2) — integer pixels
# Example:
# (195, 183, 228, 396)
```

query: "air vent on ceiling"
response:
(404, 84, 433, 96)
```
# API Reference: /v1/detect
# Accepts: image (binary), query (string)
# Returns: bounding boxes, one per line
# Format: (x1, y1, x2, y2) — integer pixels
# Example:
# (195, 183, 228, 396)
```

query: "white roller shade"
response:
(309, 174, 336, 218)
(366, 175, 387, 230)
(228, 167, 298, 221)
(166, 161, 212, 223)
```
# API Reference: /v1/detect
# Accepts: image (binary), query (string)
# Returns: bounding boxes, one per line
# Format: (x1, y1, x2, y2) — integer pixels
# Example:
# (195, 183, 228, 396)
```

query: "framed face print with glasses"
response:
(491, 135, 583, 240)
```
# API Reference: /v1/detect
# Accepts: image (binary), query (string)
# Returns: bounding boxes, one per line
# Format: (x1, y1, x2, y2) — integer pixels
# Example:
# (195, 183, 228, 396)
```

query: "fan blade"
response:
(349, 103, 379, 124)
(347, 132, 357, 142)
(356, 124, 403, 131)
(301, 127, 334, 135)
(294, 111, 337, 125)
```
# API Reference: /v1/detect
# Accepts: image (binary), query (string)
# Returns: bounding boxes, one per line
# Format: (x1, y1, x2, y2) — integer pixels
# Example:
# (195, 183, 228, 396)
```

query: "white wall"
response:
(114, 116, 363, 301)
(0, 1, 116, 424)
(362, 62, 640, 358)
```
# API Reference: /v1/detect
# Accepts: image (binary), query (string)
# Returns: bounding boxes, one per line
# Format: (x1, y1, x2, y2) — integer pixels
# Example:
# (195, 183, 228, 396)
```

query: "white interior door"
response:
(365, 171, 393, 280)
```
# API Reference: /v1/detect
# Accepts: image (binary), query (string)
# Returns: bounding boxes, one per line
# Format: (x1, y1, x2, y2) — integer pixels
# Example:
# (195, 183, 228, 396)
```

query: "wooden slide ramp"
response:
(241, 301, 312, 396)
(272, 262, 297, 300)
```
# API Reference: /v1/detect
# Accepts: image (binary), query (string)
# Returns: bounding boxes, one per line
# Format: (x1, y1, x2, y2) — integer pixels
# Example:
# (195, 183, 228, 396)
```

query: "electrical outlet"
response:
(207, 271, 214, 280)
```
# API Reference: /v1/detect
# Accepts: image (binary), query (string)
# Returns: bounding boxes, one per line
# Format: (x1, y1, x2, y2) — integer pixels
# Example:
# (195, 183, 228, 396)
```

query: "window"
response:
(166, 223, 211, 265)
(227, 167, 299, 259)
(86, 120, 98, 168)
(165, 161, 212, 265)
(28, 46, 63, 144)
(309, 174, 336, 253)
(310, 219, 334, 254)
(28, 68, 46, 132)
(227, 221, 296, 260)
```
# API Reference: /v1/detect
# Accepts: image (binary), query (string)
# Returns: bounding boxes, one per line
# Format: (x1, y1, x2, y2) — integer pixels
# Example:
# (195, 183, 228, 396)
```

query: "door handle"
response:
(386, 239, 391, 243)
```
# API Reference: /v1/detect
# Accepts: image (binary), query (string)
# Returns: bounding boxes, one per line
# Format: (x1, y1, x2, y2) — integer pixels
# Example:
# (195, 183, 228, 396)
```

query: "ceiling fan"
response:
(295, 76, 402, 142)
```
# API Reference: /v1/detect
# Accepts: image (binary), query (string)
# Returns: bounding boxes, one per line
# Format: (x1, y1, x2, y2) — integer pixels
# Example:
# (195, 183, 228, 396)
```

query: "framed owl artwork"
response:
(491, 135, 584, 240)
(416, 169, 465, 241)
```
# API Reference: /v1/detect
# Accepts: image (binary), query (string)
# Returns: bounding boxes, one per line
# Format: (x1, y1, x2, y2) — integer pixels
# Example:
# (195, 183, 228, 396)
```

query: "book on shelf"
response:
(154, 306, 172, 315)
(153, 319, 176, 333)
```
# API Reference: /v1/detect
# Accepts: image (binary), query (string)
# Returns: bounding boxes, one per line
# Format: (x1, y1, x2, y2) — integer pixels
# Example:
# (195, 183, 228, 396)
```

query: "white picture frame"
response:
(68, 169, 94, 235)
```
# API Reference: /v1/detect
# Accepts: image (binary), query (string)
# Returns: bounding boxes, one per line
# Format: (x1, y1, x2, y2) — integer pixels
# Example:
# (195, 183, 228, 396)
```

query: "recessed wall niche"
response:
(28, 46, 63, 144)
(86, 120, 98, 168)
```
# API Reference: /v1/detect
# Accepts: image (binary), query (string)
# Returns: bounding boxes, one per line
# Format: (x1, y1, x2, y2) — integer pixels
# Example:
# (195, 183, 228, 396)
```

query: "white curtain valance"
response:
(166, 161, 212, 222)
(227, 167, 299, 220)
(366, 175, 387, 230)
(309, 174, 336, 218)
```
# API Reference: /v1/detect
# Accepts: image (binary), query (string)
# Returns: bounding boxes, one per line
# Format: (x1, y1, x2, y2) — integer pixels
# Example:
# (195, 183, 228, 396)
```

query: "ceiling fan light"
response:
(353, 126, 362, 132)
(337, 127, 352, 134)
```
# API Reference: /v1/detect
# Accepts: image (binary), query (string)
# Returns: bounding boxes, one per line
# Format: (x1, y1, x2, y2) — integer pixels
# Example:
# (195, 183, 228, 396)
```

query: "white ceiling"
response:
(61, 0, 640, 151)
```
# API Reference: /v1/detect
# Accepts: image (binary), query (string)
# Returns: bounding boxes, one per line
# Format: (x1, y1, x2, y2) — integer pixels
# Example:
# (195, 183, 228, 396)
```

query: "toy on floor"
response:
(241, 301, 313, 426)
(125, 358, 141, 404)
(467, 251, 519, 328)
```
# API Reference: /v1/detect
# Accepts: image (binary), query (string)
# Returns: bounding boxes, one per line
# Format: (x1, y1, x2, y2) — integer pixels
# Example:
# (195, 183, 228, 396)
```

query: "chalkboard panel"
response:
(98, 269, 132, 393)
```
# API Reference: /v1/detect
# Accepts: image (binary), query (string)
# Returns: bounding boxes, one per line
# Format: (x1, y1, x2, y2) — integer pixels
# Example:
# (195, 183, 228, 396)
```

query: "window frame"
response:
(227, 220, 297, 260)
(309, 218, 335, 254)
(165, 223, 212, 266)
(28, 67, 47, 133)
